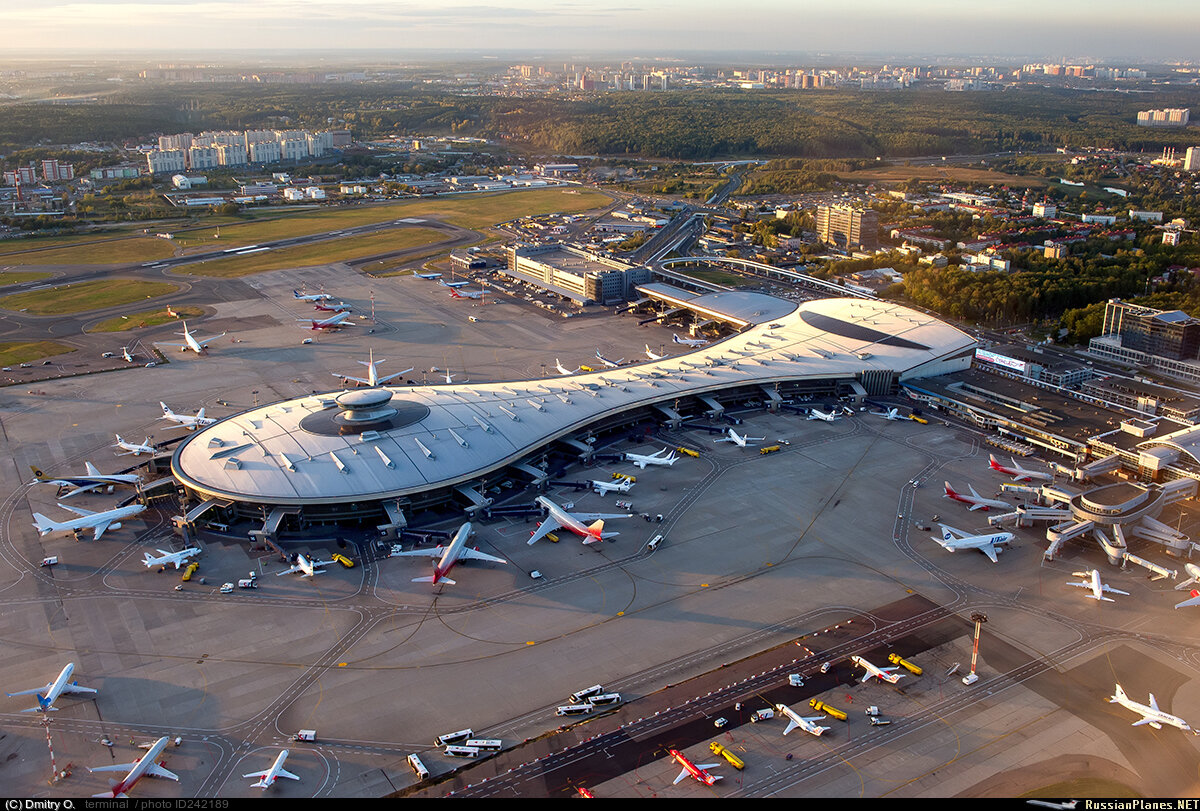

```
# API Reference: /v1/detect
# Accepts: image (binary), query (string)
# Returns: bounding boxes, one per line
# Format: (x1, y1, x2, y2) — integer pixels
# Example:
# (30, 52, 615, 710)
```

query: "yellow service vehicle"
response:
(612, 473, 636, 482)
(908, 415, 929, 425)
(809, 699, 847, 721)
(709, 741, 745, 770)
(332, 553, 355, 568)
(888, 653, 923, 676)
(677, 446, 700, 458)
(759, 445, 782, 455)
(181, 562, 199, 582)
(578, 365, 595, 372)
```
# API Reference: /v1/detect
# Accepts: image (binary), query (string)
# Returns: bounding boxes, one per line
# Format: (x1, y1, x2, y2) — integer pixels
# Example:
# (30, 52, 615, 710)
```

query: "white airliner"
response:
(32, 502, 147, 542)
(159, 402, 216, 431)
(714, 427, 765, 448)
(624, 448, 680, 469)
(293, 289, 334, 302)
(645, 344, 664, 361)
(391, 522, 506, 585)
(807, 407, 841, 422)
(449, 288, 485, 300)
(276, 554, 334, 578)
(931, 524, 1013, 563)
(303, 311, 352, 330)
(1067, 569, 1129, 602)
(244, 749, 301, 790)
(595, 350, 624, 368)
(313, 300, 353, 313)
(414, 272, 442, 280)
(6, 662, 97, 713)
(527, 496, 632, 545)
(333, 349, 412, 387)
(439, 279, 471, 289)
(1175, 563, 1200, 591)
(673, 334, 708, 347)
(874, 408, 903, 420)
(775, 703, 830, 736)
(143, 547, 202, 570)
(851, 655, 906, 684)
(943, 481, 1009, 512)
(121, 346, 135, 363)
(114, 434, 155, 456)
(989, 454, 1053, 482)
(29, 462, 140, 498)
(591, 478, 634, 495)
(555, 358, 581, 375)
(89, 736, 178, 798)
(1108, 684, 1192, 731)
(165, 321, 226, 354)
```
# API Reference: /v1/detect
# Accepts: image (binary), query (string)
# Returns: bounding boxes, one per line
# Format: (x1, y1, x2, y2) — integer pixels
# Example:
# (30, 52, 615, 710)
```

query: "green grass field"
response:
(172, 188, 611, 252)
(176, 228, 446, 278)
(0, 271, 53, 287)
(0, 340, 76, 366)
(0, 238, 177, 266)
(0, 279, 180, 315)
(88, 305, 205, 333)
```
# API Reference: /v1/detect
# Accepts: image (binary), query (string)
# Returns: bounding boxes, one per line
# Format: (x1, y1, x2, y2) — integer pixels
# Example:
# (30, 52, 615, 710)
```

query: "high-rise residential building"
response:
(40, 159, 74, 181)
(1185, 147, 1200, 173)
(146, 149, 187, 174)
(1136, 108, 1191, 128)
(816, 204, 879, 251)
(158, 132, 194, 151)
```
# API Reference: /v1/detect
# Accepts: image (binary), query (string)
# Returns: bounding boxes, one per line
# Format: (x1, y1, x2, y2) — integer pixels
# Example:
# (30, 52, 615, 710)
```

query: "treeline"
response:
(3, 85, 1199, 160)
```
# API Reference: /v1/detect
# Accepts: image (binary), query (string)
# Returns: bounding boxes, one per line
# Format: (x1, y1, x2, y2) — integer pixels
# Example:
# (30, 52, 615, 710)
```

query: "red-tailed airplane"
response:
(527, 496, 632, 545)
(943, 481, 1009, 512)
(313, 301, 353, 313)
(851, 655, 906, 684)
(988, 454, 1052, 482)
(302, 311, 352, 330)
(449, 288, 484, 300)
(391, 522, 506, 585)
(668, 749, 722, 786)
(88, 736, 178, 798)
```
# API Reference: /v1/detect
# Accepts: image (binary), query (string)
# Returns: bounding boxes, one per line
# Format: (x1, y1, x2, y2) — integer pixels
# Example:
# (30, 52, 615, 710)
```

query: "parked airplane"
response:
(775, 703, 830, 737)
(143, 547, 202, 570)
(989, 454, 1053, 482)
(276, 554, 334, 578)
(438, 279, 471, 289)
(527, 496, 632, 545)
(943, 481, 1009, 512)
(313, 301, 353, 313)
(114, 434, 155, 456)
(293, 289, 334, 302)
(414, 272, 442, 280)
(807, 407, 842, 422)
(244, 749, 301, 790)
(449, 288, 485, 300)
(121, 346, 135, 363)
(624, 448, 680, 469)
(333, 349, 412, 387)
(851, 655, 906, 684)
(873, 408, 903, 420)
(645, 344, 664, 361)
(88, 736, 178, 798)
(595, 350, 624, 368)
(6, 662, 97, 713)
(673, 334, 708, 347)
(1108, 684, 1192, 731)
(159, 402, 216, 431)
(165, 321, 226, 354)
(714, 427, 765, 448)
(591, 478, 634, 495)
(1067, 569, 1129, 602)
(391, 522, 506, 585)
(1174, 589, 1200, 609)
(1175, 563, 1200, 591)
(29, 462, 140, 498)
(304, 311, 352, 330)
(668, 749, 722, 786)
(931, 523, 1013, 563)
(32, 502, 147, 542)
(555, 358, 581, 375)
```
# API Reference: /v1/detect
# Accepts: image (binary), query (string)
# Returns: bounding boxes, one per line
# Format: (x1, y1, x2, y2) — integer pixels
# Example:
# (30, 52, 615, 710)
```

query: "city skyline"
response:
(0, 1, 1198, 62)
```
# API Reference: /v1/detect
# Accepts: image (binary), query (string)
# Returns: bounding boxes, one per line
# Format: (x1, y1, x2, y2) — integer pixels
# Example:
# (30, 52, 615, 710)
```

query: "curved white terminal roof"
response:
(172, 297, 974, 506)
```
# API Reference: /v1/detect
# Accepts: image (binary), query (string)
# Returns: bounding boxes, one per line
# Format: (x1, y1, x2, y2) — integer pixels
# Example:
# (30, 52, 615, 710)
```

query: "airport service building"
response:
(170, 295, 975, 539)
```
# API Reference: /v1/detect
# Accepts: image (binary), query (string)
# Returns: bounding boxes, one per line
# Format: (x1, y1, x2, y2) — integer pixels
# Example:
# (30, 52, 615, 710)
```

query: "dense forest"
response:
(2, 85, 1198, 159)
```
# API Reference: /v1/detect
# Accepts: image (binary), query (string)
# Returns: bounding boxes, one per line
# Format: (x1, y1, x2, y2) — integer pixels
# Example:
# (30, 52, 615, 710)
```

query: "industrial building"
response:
(503, 243, 652, 305)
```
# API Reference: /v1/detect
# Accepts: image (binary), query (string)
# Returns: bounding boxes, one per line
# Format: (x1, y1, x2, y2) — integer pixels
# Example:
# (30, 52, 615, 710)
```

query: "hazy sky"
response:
(1, 0, 1197, 61)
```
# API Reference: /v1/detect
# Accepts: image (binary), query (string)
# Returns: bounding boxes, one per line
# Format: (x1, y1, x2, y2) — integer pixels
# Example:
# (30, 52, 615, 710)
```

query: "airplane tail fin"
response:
(585, 519, 605, 541)
(1110, 684, 1126, 703)
(943, 481, 956, 496)
(30, 464, 46, 480)
(31, 513, 58, 535)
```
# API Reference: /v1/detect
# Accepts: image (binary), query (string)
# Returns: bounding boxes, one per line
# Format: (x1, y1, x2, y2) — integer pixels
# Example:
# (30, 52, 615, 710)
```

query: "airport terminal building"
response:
(170, 296, 975, 538)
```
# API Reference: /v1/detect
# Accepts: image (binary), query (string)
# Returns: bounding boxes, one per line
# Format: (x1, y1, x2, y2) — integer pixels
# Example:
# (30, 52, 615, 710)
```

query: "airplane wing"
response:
(61, 682, 97, 696)
(60, 483, 102, 498)
(92, 521, 115, 542)
(195, 333, 227, 348)
(1175, 594, 1200, 609)
(276, 768, 301, 781)
(1149, 694, 1159, 712)
(1103, 586, 1130, 596)
(527, 516, 564, 545)
(673, 768, 690, 785)
(1131, 717, 1156, 727)
(57, 504, 98, 517)
(568, 512, 632, 522)
(390, 547, 443, 559)
(89, 761, 141, 774)
(979, 544, 999, 563)
(458, 548, 507, 565)
(6, 682, 53, 698)
(334, 372, 370, 385)
(276, 565, 302, 576)
(146, 763, 180, 781)
(782, 718, 799, 735)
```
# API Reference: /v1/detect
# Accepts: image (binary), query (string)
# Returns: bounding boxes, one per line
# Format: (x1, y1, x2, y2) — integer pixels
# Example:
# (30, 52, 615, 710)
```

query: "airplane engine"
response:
(110, 522, 122, 531)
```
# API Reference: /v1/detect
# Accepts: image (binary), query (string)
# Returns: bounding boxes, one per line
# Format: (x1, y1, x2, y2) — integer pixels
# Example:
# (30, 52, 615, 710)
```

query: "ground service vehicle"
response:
(408, 754, 429, 779)
(750, 708, 774, 722)
(332, 553, 354, 568)
(435, 729, 473, 746)
(294, 730, 317, 742)
(465, 739, 502, 751)
(647, 534, 664, 550)
(809, 699, 847, 721)
(181, 562, 199, 582)
(888, 653, 923, 675)
(556, 704, 592, 716)
(444, 745, 480, 758)
(788, 674, 804, 687)
(237, 579, 257, 589)
(588, 693, 621, 706)
(570, 685, 604, 702)
(759, 445, 782, 455)
(709, 742, 745, 770)
(677, 446, 699, 458)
